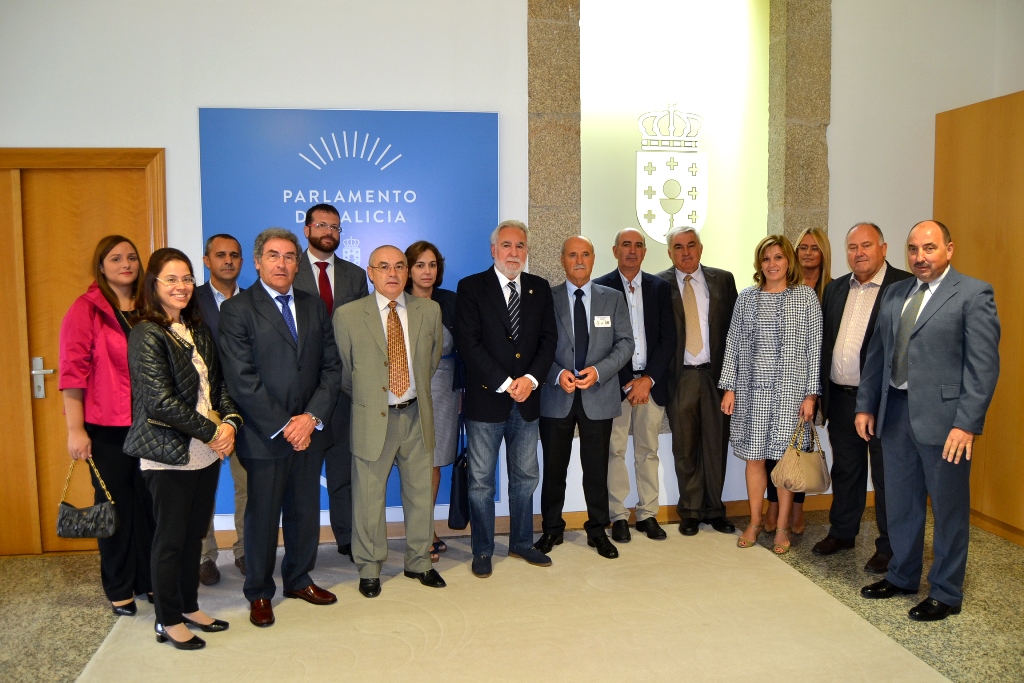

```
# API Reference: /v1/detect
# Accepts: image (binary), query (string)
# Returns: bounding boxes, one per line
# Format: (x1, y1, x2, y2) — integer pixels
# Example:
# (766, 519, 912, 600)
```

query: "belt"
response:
(389, 397, 418, 410)
(890, 387, 908, 396)
(830, 381, 858, 396)
(632, 370, 645, 378)
(682, 363, 710, 370)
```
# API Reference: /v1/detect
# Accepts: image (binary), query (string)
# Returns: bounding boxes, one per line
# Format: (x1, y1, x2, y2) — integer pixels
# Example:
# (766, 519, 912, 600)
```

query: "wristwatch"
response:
(304, 412, 322, 428)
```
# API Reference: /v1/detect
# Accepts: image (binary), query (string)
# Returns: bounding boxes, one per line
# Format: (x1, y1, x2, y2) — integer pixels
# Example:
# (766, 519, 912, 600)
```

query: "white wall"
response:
(0, 0, 528, 269)
(828, 0, 1024, 271)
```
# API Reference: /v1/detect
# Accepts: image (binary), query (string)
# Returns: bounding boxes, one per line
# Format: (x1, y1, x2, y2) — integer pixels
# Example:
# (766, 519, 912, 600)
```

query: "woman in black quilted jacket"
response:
(123, 248, 243, 651)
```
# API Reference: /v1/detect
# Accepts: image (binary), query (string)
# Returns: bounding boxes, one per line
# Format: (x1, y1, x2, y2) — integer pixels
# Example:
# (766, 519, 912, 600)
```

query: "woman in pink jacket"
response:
(59, 235, 155, 616)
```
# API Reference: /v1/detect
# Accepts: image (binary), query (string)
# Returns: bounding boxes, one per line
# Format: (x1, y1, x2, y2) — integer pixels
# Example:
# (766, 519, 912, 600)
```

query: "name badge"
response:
(594, 315, 611, 328)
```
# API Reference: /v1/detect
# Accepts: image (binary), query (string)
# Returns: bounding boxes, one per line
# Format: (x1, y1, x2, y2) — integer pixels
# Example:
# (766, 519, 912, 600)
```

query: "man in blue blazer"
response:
(535, 236, 634, 559)
(856, 220, 1000, 621)
(593, 228, 676, 542)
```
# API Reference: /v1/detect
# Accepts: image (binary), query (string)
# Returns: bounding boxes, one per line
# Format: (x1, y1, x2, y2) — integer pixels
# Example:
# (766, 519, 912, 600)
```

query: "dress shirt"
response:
(830, 263, 887, 386)
(561, 279, 599, 383)
(619, 270, 648, 373)
(376, 291, 417, 404)
(893, 265, 950, 390)
(492, 265, 538, 392)
(211, 282, 241, 310)
(307, 250, 335, 291)
(674, 265, 711, 365)
(262, 280, 323, 438)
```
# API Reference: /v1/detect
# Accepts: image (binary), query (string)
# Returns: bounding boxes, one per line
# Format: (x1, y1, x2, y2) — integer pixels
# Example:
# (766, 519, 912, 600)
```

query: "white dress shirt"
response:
(894, 265, 951, 390)
(492, 266, 538, 392)
(830, 263, 887, 386)
(211, 282, 241, 310)
(376, 291, 417, 403)
(307, 249, 335, 291)
(674, 265, 711, 365)
(619, 270, 648, 372)
(561, 279, 599, 383)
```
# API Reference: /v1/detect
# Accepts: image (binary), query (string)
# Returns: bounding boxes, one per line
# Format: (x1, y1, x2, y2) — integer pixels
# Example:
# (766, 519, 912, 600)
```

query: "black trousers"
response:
(539, 391, 613, 539)
(85, 423, 154, 602)
(826, 382, 890, 553)
(667, 367, 730, 520)
(324, 393, 353, 547)
(241, 450, 324, 602)
(143, 462, 219, 626)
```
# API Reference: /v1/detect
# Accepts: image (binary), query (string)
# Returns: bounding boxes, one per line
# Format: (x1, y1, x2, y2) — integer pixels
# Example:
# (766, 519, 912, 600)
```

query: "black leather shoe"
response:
(155, 623, 206, 650)
(533, 533, 563, 554)
(182, 616, 229, 633)
(707, 517, 735, 534)
(471, 555, 492, 578)
(679, 518, 699, 536)
(864, 551, 892, 575)
(908, 597, 961, 621)
(611, 520, 631, 543)
(235, 557, 246, 576)
(635, 518, 668, 540)
(199, 559, 221, 586)
(860, 579, 917, 600)
(111, 600, 137, 617)
(358, 578, 381, 598)
(587, 535, 619, 559)
(338, 543, 354, 563)
(812, 535, 855, 556)
(404, 568, 446, 588)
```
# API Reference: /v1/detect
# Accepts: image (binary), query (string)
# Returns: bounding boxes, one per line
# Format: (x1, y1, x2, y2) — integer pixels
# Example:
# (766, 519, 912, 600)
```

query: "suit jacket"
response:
(218, 282, 343, 459)
(593, 269, 677, 406)
(456, 268, 558, 423)
(856, 266, 1000, 445)
(334, 294, 443, 461)
(657, 265, 738, 394)
(540, 282, 635, 421)
(195, 281, 246, 342)
(295, 250, 369, 314)
(819, 261, 912, 416)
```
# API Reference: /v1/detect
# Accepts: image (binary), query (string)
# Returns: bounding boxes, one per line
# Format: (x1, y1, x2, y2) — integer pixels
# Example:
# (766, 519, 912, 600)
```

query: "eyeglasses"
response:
(368, 263, 407, 274)
(156, 275, 196, 286)
(312, 222, 342, 233)
(262, 252, 298, 264)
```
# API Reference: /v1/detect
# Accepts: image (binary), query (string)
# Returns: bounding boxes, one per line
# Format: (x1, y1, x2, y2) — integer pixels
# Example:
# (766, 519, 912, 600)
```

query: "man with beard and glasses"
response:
(294, 204, 369, 563)
(196, 233, 249, 585)
(455, 220, 558, 578)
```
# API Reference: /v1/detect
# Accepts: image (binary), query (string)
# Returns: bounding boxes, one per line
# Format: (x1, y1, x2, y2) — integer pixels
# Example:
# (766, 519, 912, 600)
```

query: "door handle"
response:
(31, 356, 54, 399)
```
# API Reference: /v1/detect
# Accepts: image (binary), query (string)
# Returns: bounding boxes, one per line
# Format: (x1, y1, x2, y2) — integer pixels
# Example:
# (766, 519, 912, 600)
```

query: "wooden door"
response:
(0, 149, 166, 555)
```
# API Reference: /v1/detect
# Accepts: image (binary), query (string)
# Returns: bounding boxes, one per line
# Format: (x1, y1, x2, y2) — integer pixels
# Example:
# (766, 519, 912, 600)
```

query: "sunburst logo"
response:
(298, 131, 403, 171)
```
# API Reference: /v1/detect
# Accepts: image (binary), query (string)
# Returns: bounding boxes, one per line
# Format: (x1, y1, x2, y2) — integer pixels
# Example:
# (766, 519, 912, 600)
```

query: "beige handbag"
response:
(770, 422, 831, 494)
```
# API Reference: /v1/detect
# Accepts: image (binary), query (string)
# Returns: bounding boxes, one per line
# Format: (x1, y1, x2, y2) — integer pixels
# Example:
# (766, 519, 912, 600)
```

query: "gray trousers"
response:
(200, 453, 248, 562)
(667, 367, 729, 520)
(352, 401, 434, 579)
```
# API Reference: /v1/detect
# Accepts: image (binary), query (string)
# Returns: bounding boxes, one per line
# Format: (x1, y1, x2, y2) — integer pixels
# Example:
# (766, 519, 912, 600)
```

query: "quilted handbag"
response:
(448, 416, 470, 530)
(770, 421, 831, 494)
(56, 459, 118, 539)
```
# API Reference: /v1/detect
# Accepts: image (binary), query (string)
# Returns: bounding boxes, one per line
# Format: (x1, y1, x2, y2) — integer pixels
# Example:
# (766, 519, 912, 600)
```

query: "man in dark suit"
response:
(293, 203, 369, 561)
(857, 220, 1000, 621)
(219, 228, 343, 628)
(812, 223, 911, 573)
(455, 220, 558, 579)
(658, 226, 738, 536)
(594, 228, 676, 542)
(535, 236, 634, 559)
(196, 233, 249, 586)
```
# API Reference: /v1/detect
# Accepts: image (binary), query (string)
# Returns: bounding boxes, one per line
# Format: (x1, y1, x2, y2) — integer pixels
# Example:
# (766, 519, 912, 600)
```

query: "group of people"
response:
(59, 206, 1000, 651)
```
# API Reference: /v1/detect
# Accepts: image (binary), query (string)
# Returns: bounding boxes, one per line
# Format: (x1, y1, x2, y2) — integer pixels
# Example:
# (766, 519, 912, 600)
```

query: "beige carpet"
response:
(78, 531, 945, 682)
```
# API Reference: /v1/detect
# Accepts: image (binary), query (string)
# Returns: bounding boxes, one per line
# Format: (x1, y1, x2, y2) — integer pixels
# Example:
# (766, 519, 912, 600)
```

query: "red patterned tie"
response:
(315, 261, 334, 315)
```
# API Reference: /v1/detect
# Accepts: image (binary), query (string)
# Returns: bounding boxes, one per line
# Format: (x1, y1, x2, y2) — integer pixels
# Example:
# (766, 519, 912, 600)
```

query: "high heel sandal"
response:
(773, 528, 791, 555)
(737, 524, 763, 548)
(155, 622, 206, 650)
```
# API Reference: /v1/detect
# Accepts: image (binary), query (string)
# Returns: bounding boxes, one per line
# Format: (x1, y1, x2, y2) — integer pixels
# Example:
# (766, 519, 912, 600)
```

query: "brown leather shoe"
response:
(283, 583, 337, 605)
(864, 551, 892, 574)
(249, 599, 275, 627)
(234, 556, 246, 576)
(199, 559, 221, 586)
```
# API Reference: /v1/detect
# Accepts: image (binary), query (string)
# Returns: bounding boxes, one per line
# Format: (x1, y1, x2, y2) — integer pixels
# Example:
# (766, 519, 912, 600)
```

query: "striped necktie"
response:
(507, 282, 520, 340)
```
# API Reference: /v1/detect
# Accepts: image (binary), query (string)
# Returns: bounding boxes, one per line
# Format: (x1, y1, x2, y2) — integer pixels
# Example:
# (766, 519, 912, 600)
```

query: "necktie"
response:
(573, 289, 589, 373)
(275, 295, 298, 343)
(507, 282, 520, 340)
(386, 301, 411, 397)
(683, 275, 703, 356)
(891, 282, 928, 387)
(315, 261, 334, 316)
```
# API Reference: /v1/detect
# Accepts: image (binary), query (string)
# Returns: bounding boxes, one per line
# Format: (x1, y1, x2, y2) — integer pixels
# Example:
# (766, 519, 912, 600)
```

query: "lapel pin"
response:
(529, 289, 533, 294)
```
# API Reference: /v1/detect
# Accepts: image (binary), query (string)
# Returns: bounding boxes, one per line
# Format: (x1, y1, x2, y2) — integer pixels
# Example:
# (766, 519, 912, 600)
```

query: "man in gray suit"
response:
(856, 220, 1000, 621)
(334, 245, 445, 598)
(294, 203, 369, 561)
(534, 236, 634, 559)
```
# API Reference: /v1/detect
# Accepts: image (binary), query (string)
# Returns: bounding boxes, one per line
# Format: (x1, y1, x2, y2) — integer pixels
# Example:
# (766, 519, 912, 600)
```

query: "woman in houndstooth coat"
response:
(719, 235, 822, 555)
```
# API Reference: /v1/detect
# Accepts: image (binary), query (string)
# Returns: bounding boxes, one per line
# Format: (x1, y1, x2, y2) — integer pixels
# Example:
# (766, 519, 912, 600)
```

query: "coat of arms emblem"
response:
(635, 106, 707, 244)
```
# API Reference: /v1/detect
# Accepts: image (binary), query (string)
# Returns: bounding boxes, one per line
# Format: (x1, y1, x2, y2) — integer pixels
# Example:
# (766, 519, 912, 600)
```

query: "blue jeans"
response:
(467, 405, 540, 557)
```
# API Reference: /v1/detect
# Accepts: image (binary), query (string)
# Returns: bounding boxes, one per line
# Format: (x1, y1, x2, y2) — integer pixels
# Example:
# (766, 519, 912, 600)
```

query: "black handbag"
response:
(56, 459, 118, 539)
(447, 416, 470, 530)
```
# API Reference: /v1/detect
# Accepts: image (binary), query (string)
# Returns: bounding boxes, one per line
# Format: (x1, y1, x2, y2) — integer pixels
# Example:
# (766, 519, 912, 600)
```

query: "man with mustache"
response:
(294, 203, 369, 563)
(455, 220, 558, 578)
(196, 233, 249, 585)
